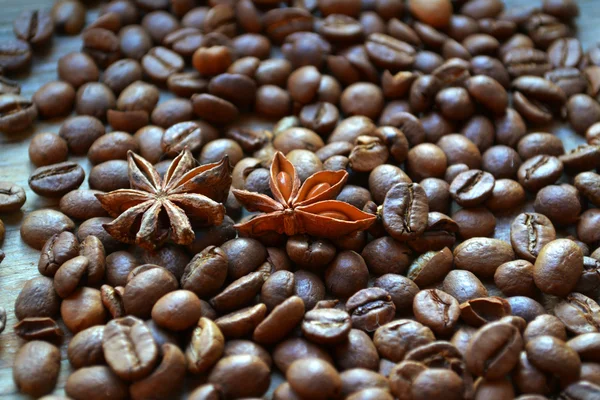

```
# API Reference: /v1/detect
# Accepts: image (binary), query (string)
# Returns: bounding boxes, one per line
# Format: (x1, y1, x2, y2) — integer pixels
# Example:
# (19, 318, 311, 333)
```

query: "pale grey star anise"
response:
(96, 149, 232, 251)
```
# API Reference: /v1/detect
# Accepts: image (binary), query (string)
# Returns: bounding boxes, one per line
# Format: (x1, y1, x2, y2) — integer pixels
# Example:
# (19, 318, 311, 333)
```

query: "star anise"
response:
(233, 151, 376, 237)
(96, 149, 231, 251)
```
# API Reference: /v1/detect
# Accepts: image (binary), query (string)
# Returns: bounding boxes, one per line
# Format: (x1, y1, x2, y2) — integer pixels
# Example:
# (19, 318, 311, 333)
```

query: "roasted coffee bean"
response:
(534, 184, 581, 225)
(554, 293, 600, 335)
(534, 239, 583, 296)
(14, 317, 63, 340)
(142, 11, 181, 43)
(443, 269, 488, 304)
(494, 260, 537, 297)
(13, 341, 61, 397)
(503, 48, 551, 78)
(129, 343, 186, 400)
(142, 46, 185, 82)
(274, 337, 334, 373)
(381, 183, 429, 241)
(287, 358, 341, 400)
(334, 329, 380, 371)
(59, 115, 105, 155)
(346, 288, 395, 332)
(15, 276, 61, 320)
(0, 181, 26, 213)
(0, 39, 31, 72)
(526, 335, 581, 384)
(452, 207, 496, 239)
(466, 321, 523, 379)
(302, 308, 352, 345)
(517, 155, 564, 192)
(325, 251, 369, 299)
(517, 132, 565, 160)
(412, 289, 460, 336)
(210, 271, 267, 313)
(67, 325, 105, 369)
(66, 366, 128, 400)
(454, 237, 514, 278)
(253, 296, 305, 344)
(215, 303, 267, 339)
(0, 94, 37, 133)
(374, 320, 434, 362)
(29, 162, 85, 198)
(82, 28, 121, 68)
(102, 316, 158, 381)
(208, 355, 270, 398)
(186, 317, 225, 374)
(13, 9, 53, 46)
(510, 213, 556, 262)
(523, 314, 567, 343)
(29, 131, 69, 167)
(460, 296, 511, 327)
(449, 170, 495, 207)
(52, 0, 85, 34)
(407, 247, 453, 287)
(21, 209, 75, 250)
(61, 287, 107, 334)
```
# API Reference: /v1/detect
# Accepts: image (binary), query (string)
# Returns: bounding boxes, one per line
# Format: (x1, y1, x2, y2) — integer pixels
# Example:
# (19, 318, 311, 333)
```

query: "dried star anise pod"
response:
(233, 151, 376, 237)
(96, 149, 231, 251)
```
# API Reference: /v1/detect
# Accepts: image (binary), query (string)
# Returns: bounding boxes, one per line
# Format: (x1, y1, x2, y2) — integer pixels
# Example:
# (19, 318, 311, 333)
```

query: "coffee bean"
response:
(374, 320, 434, 362)
(465, 75, 508, 114)
(14, 276, 60, 320)
(346, 288, 395, 332)
(20, 209, 75, 250)
(526, 335, 581, 384)
(407, 247, 453, 287)
(494, 260, 537, 297)
(102, 316, 158, 381)
(408, 0, 452, 28)
(517, 155, 564, 192)
(66, 366, 128, 400)
(381, 183, 429, 241)
(449, 169, 495, 207)
(334, 329, 380, 371)
(52, 0, 86, 34)
(67, 325, 105, 369)
(162, 121, 204, 157)
(253, 296, 305, 344)
(129, 343, 186, 400)
(466, 321, 523, 379)
(324, 250, 369, 299)
(13, 341, 61, 397)
(13, 9, 54, 46)
(185, 317, 225, 374)
(215, 303, 267, 338)
(14, 317, 63, 341)
(29, 161, 85, 198)
(502, 47, 551, 78)
(412, 289, 460, 336)
(287, 358, 341, 400)
(554, 293, 600, 335)
(510, 212, 556, 262)
(0, 181, 26, 213)
(0, 39, 31, 72)
(123, 265, 178, 318)
(524, 314, 567, 343)
(142, 46, 185, 82)
(0, 94, 37, 133)
(454, 237, 514, 278)
(37, 231, 78, 277)
(82, 28, 121, 68)
(61, 287, 107, 333)
(207, 355, 271, 398)
(534, 239, 583, 296)
(210, 271, 267, 313)
(142, 11, 181, 43)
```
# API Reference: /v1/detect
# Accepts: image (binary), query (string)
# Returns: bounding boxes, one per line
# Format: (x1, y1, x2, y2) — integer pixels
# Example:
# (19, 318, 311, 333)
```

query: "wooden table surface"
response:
(0, 0, 599, 398)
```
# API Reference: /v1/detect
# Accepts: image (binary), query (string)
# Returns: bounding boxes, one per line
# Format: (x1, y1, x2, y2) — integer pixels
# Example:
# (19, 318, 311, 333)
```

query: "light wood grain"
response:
(0, 0, 597, 398)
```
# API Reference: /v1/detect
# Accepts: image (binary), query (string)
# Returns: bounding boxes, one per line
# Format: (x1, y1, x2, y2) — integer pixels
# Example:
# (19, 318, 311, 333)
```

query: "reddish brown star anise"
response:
(96, 149, 231, 251)
(233, 152, 376, 237)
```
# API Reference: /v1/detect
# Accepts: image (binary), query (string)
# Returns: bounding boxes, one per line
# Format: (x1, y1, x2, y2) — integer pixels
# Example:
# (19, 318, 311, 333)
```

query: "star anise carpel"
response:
(233, 151, 376, 238)
(96, 149, 232, 251)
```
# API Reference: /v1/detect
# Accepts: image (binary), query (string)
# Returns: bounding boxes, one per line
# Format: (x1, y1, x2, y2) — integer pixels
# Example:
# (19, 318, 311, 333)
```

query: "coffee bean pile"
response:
(2, 0, 600, 399)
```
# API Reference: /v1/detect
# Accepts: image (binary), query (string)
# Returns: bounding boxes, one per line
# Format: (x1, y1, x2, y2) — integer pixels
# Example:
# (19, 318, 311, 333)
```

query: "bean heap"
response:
(1, 0, 600, 399)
